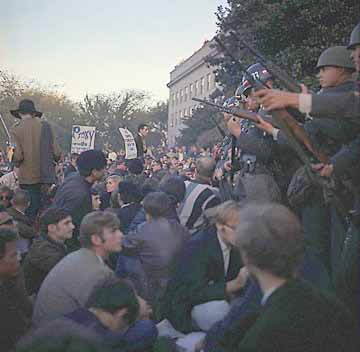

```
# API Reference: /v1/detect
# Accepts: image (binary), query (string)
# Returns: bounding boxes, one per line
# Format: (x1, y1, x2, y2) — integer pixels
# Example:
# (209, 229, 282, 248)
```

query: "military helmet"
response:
(223, 96, 239, 108)
(235, 76, 252, 100)
(316, 46, 355, 71)
(245, 63, 273, 84)
(348, 22, 360, 49)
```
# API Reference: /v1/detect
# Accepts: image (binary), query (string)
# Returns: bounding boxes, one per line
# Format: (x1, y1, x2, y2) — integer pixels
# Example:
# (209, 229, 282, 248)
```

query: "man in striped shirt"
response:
(179, 157, 221, 234)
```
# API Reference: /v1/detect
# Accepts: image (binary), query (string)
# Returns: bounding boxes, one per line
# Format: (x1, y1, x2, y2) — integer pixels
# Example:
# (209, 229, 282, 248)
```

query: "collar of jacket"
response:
(40, 233, 68, 250)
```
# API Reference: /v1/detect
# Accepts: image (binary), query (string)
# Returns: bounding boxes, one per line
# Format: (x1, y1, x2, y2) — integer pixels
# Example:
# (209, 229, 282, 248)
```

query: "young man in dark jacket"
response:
(0, 228, 33, 351)
(231, 203, 358, 352)
(23, 208, 74, 295)
(52, 150, 107, 250)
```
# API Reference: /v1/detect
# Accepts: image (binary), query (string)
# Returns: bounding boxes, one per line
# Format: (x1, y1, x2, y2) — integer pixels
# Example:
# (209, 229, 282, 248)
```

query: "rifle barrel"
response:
(192, 97, 260, 124)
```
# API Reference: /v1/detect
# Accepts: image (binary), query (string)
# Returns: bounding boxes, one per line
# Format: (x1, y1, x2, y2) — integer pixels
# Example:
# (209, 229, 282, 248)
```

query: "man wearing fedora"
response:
(10, 99, 61, 219)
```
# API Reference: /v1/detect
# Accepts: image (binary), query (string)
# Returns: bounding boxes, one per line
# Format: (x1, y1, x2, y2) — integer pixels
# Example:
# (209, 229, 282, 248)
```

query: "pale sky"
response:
(0, 0, 228, 103)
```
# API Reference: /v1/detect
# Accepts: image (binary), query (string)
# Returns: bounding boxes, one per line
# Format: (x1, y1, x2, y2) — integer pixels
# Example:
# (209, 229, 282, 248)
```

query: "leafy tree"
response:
(0, 70, 79, 151)
(211, 0, 358, 92)
(78, 91, 149, 150)
(178, 104, 224, 146)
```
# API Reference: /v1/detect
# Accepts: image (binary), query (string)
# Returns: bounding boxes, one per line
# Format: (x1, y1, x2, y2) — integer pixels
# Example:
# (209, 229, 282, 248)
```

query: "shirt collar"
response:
(217, 232, 230, 253)
(96, 254, 104, 265)
(261, 286, 278, 306)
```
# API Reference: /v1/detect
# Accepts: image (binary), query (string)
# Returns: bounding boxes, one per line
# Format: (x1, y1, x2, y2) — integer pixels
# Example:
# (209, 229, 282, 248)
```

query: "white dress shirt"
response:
(217, 233, 231, 275)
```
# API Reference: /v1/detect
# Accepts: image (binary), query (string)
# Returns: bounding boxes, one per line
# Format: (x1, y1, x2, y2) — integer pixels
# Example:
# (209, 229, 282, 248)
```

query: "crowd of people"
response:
(0, 22, 359, 352)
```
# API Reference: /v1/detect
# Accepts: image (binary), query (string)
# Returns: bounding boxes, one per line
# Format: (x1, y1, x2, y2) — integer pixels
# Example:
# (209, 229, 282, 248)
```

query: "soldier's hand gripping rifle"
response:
(192, 97, 276, 126)
(214, 36, 356, 228)
(213, 36, 329, 166)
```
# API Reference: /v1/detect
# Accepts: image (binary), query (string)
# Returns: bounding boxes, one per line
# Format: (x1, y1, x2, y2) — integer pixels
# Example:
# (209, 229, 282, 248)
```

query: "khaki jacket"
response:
(11, 117, 61, 185)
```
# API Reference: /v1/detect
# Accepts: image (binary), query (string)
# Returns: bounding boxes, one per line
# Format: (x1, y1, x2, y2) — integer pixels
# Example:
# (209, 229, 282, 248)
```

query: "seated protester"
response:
(52, 150, 107, 250)
(159, 201, 246, 333)
(113, 181, 143, 235)
(33, 211, 123, 326)
(0, 228, 33, 351)
(178, 157, 221, 234)
(65, 278, 157, 352)
(0, 167, 19, 191)
(203, 246, 334, 352)
(129, 175, 185, 232)
(105, 175, 123, 208)
(17, 326, 106, 352)
(19, 278, 157, 352)
(0, 205, 16, 231)
(230, 203, 358, 352)
(22, 208, 74, 296)
(63, 153, 79, 179)
(0, 185, 14, 209)
(125, 158, 147, 186)
(7, 189, 35, 260)
(118, 192, 190, 305)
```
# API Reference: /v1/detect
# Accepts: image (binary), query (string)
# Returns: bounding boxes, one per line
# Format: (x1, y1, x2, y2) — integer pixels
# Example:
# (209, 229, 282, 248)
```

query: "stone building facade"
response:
(167, 39, 219, 146)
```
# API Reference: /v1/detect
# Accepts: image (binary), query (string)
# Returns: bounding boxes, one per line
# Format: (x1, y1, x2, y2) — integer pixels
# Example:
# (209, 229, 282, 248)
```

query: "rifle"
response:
(213, 36, 329, 165)
(192, 97, 276, 126)
(215, 36, 356, 229)
(229, 31, 302, 94)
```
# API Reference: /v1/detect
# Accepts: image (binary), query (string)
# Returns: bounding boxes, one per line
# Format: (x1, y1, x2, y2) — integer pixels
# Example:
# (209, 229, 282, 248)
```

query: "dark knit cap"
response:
(159, 176, 186, 204)
(76, 150, 107, 173)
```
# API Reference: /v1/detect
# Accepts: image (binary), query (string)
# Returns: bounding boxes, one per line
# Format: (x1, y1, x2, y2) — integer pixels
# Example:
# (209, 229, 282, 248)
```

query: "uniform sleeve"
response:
(311, 91, 360, 119)
(331, 136, 360, 176)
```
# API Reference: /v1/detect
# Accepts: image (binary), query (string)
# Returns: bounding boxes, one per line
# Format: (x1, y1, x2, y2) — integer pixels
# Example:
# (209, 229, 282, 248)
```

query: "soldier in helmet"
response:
(255, 23, 360, 319)
(255, 22, 360, 178)
(224, 64, 284, 202)
(256, 45, 357, 157)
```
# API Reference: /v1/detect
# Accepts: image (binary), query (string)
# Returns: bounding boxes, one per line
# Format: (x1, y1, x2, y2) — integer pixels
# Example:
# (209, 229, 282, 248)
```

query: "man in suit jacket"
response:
(134, 124, 149, 160)
(159, 201, 245, 333)
(33, 211, 124, 326)
(230, 203, 358, 352)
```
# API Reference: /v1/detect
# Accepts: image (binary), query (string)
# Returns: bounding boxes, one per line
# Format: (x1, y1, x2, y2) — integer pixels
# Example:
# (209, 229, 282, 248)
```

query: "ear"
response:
(215, 222, 223, 233)
(91, 233, 104, 246)
(48, 224, 57, 233)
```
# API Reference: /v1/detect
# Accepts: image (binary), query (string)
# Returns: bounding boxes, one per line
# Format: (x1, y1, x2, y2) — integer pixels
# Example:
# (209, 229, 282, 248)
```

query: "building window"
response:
(200, 77, 205, 94)
(195, 80, 199, 96)
(184, 86, 188, 102)
(180, 89, 183, 103)
(175, 92, 179, 105)
(190, 83, 193, 97)
(172, 93, 175, 105)
(207, 74, 211, 91)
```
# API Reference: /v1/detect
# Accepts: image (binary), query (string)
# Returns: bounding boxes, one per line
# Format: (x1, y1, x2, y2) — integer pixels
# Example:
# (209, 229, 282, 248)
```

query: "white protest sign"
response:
(119, 128, 137, 159)
(71, 125, 96, 154)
